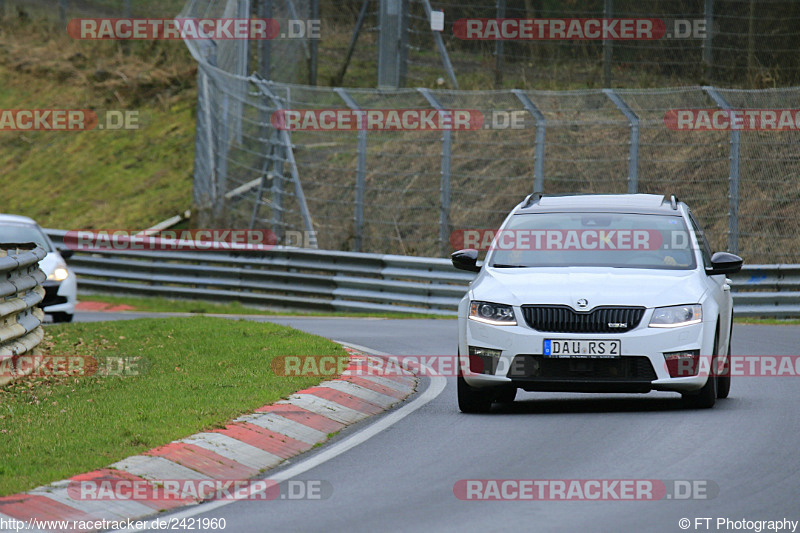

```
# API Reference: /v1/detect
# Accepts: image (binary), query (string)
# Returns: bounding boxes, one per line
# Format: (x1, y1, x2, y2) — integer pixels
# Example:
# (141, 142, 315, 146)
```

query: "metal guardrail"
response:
(45, 230, 800, 318)
(45, 230, 473, 316)
(0, 244, 47, 386)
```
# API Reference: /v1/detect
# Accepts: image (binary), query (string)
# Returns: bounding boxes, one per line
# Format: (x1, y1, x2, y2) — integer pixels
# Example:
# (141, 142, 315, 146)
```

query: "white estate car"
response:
(452, 193, 742, 412)
(0, 214, 77, 323)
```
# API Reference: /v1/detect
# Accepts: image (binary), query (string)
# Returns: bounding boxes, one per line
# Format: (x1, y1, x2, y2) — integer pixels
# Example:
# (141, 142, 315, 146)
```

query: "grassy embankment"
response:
(0, 317, 349, 496)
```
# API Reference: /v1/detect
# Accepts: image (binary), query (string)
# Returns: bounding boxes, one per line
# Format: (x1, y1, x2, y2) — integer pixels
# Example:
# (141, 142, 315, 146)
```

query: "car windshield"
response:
(488, 212, 697, 270)
(0, 223, 53, 252)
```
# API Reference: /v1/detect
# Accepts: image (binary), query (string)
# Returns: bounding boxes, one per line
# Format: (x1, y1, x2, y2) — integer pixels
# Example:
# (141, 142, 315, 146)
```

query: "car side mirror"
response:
(706, 251, 742, 276)
(451, 249, 481, 273)
(58, 247, 75, 260)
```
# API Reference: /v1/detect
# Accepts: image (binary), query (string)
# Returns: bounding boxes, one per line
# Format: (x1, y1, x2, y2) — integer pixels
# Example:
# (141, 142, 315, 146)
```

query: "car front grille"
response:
(507, 355, 657, 381)
(521, 305, 645, 333)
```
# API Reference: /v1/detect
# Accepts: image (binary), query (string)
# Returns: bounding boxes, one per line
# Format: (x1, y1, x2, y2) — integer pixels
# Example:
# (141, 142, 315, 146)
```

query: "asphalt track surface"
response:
(71, 312, 800, 533)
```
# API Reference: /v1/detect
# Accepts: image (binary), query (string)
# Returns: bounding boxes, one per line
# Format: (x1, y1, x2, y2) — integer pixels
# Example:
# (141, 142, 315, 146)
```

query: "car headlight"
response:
(649, 304, 702, 328)
(469, 301, 517, 326)
(48, 264, 69, 282)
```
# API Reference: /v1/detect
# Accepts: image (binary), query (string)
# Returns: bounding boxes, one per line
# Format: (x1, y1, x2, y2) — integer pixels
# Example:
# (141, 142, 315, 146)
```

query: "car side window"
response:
(687, 211, 712, 269)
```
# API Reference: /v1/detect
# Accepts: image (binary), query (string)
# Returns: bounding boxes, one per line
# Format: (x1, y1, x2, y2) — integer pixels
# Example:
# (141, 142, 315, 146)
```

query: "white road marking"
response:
(111, 342, 446, 532)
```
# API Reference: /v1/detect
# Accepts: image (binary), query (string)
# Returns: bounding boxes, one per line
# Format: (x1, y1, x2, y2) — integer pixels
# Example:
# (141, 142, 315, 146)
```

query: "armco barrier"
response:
(0, 243, 47, 386)
(45, 230, 800, 318)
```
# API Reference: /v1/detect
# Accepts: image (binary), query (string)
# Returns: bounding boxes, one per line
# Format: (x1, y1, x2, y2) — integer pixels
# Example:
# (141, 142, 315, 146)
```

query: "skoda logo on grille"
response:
(576, 299, 588, 309)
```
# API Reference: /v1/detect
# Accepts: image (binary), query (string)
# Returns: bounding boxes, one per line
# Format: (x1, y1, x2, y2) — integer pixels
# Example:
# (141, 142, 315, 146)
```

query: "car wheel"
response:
(457, 375, 493, 413)
(717, 339, 731, 399)
(51, 312, 73, 323)
(456, 349, 493, 413)
(495, 387, 517, 404)
(682, 329, 718, 409)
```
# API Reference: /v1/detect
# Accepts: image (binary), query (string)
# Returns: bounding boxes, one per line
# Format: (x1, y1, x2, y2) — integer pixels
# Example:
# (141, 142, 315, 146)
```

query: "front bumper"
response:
(460, 309, 714, 394)
(41, 278, 76, 315)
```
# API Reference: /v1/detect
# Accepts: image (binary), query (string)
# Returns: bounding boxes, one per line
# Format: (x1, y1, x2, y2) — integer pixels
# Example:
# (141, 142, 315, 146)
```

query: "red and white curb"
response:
(0, 347, 417, 532)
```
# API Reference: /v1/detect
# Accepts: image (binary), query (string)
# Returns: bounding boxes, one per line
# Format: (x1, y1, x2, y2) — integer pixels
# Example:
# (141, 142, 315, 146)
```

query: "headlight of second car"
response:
(649, 304, 702, 328)
(48, 263, 69, 282)
(469, 301, 517, 326)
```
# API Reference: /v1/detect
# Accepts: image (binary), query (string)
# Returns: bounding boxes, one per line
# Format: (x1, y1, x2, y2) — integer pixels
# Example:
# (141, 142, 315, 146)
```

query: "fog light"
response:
(664, 350, 700, 377)
(468, 346, 501, 375)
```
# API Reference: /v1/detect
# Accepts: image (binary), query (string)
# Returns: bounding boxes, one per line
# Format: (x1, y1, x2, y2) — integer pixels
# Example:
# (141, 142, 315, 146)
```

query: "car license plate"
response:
(543, 339, 620, 358)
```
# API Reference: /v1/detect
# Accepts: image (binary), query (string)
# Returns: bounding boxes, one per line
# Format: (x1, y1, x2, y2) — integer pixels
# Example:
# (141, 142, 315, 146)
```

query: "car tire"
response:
(495, 387, 517, 404)
(683, 372, 716, 409)
(682, 328, 718, 409)
(456, 349, 493, 413)
(51, 312, 73, 323)
(457, 375, 493, 413)
(717, 340, 731, 399)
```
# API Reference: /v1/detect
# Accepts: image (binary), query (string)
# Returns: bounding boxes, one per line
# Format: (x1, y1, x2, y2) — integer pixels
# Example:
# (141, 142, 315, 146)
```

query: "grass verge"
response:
(0, 316, 348, 496)
(79, 293, 455, 319)
(734, 317, 800, 326)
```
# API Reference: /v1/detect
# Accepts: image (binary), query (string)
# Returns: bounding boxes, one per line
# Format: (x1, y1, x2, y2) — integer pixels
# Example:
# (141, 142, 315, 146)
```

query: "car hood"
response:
(471, 266, 707, 309)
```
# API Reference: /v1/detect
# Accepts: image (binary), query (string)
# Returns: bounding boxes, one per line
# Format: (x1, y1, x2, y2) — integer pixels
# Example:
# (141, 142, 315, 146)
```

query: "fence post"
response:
(335, 88, 367, 252)
(199, 69, 218, 225)
(704, 86, 739, 254)
(512, 89, 546, 193)
(308, 0, 319, 85)
(256, 81, 318, 248)
(378, 0, 407, 88)
(258, 0, 272, 80)
(419, 89, 452, 256)
(603, 89, 639, 193)
(59, 0, 67, 27)
(703, 0, 714, 71)
(268, 87, 286, 242)
(249, 129, 278, 231)
(213, 94, 231, 223)
(494, 0, 506, 88)
(603, 0, 613, 87)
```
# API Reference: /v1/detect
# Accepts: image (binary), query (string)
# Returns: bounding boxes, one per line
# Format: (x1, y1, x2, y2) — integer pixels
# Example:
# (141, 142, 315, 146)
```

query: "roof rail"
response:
(522, 191, 544, 208)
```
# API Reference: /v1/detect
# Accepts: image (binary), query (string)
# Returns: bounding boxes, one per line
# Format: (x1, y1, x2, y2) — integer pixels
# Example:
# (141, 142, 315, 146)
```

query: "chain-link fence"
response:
(12, 0, 797, 263)
(414, 0, 800, 89)
(315, 0, 800, 90)
(15, 0, 800, 89)
(1, 0, 185, 21)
